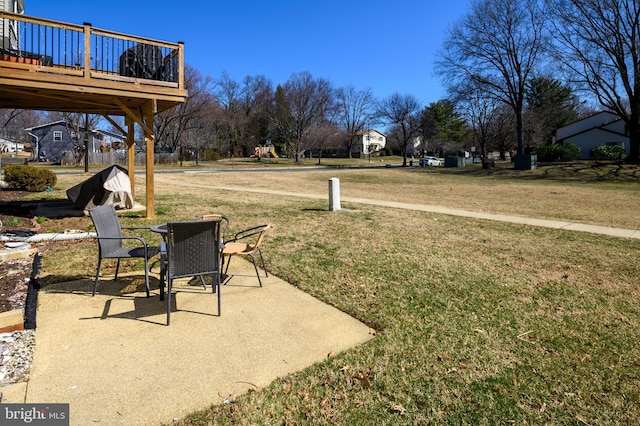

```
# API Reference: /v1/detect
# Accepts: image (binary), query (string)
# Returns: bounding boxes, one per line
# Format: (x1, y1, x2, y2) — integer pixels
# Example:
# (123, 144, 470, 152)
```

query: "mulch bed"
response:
(1, 189, 87, 314)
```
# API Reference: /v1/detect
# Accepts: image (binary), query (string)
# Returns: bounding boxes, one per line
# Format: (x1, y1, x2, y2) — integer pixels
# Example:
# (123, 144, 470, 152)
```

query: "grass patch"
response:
(29, 162, 640, 424)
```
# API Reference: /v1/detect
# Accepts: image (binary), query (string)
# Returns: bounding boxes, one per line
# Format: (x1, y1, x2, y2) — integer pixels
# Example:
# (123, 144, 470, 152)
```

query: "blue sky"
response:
(26, 0, 470, 106)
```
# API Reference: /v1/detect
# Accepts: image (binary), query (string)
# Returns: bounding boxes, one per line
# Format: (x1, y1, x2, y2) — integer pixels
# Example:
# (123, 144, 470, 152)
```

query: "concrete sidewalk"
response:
(1, 260, 374, 425)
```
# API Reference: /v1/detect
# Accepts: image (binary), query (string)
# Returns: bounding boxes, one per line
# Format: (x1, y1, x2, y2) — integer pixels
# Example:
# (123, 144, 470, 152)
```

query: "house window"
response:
(53, 131, 63, 142)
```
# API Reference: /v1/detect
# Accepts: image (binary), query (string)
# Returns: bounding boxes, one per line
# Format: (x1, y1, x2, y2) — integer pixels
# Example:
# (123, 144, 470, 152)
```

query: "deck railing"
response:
(0, 11, 183, 88)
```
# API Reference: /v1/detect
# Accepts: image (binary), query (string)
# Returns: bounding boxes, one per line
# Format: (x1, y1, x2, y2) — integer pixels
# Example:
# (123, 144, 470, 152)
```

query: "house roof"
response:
(356, 129, 387, 137)
(24, 122, 122, 138)
(24, 120, 67, 131)
(555, 111, 625, 141)
(93, 129, 124, 139)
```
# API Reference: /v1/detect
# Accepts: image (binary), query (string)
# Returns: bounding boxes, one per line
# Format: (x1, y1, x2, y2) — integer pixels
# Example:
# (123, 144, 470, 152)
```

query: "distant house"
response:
(352, 130, 386, 158)
(24, 121, 125, 162)
(0, 136, 23, 153)
(92, 129, 126, 152)
(0, 0, 25, 50)
(554, 111, 629, 159)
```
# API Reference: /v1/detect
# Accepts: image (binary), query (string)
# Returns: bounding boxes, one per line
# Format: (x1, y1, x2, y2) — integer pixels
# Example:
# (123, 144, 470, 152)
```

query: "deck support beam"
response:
(125, 116, 135, 200)
(143, 100, 157, 219)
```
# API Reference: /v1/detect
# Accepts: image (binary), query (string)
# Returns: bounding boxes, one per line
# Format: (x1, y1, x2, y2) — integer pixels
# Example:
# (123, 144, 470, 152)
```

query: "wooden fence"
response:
(60, 151, 178, 166)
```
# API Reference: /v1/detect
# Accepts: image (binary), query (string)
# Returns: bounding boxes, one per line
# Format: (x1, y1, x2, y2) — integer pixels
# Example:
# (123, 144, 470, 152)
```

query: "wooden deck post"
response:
(126, 116, 135, 200)
(143, 101, 156, 218)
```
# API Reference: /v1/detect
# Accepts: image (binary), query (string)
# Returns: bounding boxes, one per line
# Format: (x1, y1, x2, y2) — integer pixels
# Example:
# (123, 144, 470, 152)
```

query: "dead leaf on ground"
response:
(576, 414, 591, 425)
(391, 403, 407, 415)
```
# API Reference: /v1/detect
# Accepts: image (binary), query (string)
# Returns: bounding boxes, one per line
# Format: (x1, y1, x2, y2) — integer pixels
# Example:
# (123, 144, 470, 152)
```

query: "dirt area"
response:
(0, 188, 88, 313)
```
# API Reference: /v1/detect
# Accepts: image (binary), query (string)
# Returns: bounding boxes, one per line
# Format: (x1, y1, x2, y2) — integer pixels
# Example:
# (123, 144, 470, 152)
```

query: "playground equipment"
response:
(254, 146, 278, 158)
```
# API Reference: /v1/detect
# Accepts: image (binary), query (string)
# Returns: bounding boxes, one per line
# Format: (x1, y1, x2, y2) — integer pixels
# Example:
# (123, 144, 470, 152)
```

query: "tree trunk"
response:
(516, 110, 524, 156)
(627, 115, 640, 164)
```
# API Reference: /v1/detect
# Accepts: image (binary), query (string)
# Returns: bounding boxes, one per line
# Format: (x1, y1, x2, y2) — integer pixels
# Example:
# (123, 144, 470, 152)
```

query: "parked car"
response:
(419, 156, 441, 166)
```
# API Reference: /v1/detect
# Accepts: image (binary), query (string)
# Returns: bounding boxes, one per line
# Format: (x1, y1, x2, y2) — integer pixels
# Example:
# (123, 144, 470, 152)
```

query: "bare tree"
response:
(1, 109, 42, 143)
(214, 73, 273, 158)
(452, 82, 502, 158)
(46, 111, 101, 166)
(376, 93, 422, 166)
(489, 104, 518, 159)
(546, 0, 640, 164)
(335, 86, 376, 157)
(155, 65, 215, 161)
(306, 123, 344, 164)
(436, 0, 546, 159)
(270, 72, 334, 163)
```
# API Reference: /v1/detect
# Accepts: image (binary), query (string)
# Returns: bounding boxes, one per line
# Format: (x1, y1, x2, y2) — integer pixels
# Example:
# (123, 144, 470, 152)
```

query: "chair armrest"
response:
(227, 225, 267, 243)
(93, 235, 149, 247)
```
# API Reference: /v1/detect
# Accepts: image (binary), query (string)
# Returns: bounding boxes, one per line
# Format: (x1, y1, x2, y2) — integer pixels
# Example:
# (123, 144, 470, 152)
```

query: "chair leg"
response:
(166, 277, 172, 326)
(93, 258, 102, 296)
(159, 253, 166, 301)
(114, 258, 121, 281)
(249, 254, 263, 287)
(257, 248, 268, 277)
(216, 271, 221, 315)
(224, 255, 232, 275)
(143, 258, 151, 297)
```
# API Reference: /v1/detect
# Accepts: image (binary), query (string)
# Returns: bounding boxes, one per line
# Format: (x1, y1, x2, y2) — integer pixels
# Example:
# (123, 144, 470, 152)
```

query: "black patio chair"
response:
(201, 213, 230, 270)
(89, 204, 161, 297)
(162, 219, 221, 325)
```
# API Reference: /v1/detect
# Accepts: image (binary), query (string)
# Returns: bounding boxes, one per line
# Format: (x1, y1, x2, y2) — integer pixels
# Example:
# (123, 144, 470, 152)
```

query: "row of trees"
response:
(152, 70, 574, 167)
(151, 69, 463, 166)
(437, 0, 640, 164)
(3, 1, 639, 165)
(145, 0, 640, 166)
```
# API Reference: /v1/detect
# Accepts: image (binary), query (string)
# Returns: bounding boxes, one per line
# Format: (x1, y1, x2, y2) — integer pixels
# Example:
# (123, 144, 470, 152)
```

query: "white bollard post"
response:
(328, 178, 341, 211)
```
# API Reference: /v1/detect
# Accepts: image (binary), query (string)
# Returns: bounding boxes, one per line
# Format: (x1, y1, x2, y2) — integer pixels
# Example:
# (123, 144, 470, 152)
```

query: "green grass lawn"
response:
(30, 161, 640, 425)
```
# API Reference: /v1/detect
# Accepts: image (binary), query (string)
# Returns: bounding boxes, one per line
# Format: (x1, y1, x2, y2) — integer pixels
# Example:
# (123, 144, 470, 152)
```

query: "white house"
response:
(0, 136, 23, 152)
(554, 111, 629, 159)
(0, 0, 25, 50)
(352, 130, 386, 158)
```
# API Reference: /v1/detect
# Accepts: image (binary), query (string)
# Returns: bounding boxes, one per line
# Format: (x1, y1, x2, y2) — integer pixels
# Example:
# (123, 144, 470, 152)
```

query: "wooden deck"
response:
(0, 11, 187, 115)
(0, 11, 188, 218)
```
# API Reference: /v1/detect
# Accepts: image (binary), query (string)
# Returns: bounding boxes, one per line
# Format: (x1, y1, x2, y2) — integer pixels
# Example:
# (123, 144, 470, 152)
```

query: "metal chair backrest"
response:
(201, 214, 229, 242)
(246, 224, 271, 254)
(166, 219, 221, 279)
(89, 204, 124, 255)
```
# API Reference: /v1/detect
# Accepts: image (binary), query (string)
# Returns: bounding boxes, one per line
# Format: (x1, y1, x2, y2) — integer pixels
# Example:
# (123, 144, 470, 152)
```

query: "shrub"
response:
(3, 165, 57, 192)
(590, 144, 626, 161)
(562, 142, 581, 161)
(533, 142, 582, 162)
(533, 144, 565, 162)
